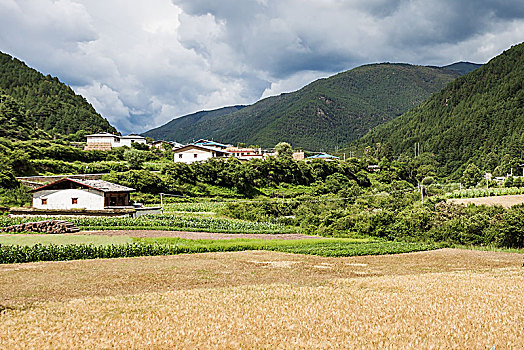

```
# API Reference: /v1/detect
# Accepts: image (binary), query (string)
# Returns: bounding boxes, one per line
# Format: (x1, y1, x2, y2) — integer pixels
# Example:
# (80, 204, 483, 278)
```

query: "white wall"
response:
(117, 138, 147, 147)
(174, 149, 216, 164)
(86, 136, 115, 144)
(86, 136, 146, 148)
(33, 189, 105, 210)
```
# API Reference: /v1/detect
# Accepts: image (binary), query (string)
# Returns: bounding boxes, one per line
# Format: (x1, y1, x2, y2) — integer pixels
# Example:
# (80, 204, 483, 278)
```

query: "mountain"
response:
(0, 51, 117, 137)
(143, 105, 246, 141)
(441, 62, 482, 75)
(144, 63, 474, 149)
(353, 42, 524, 175)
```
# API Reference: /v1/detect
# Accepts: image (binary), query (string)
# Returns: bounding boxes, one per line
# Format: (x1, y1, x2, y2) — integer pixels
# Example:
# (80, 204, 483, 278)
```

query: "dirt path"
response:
(75, 229, 321, 240)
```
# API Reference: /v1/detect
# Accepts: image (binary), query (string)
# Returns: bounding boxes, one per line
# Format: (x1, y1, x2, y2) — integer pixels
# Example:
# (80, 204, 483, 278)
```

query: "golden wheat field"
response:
(0, 249, 523, 349)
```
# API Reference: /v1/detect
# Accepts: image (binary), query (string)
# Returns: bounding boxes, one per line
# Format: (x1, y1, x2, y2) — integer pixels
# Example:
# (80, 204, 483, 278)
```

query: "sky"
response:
(0, 0, 523, 134)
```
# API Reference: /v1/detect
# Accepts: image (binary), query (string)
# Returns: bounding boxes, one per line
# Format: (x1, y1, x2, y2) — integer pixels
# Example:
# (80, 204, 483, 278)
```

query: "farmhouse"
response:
(31, 178, 135, 210)
(84, 133, 147, 150)
(173, 144, 231, 164)
(225, 146, 264, 160)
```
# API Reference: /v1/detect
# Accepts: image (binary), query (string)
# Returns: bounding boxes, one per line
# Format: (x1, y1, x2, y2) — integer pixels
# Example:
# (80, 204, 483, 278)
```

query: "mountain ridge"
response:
(143, 62, 479, 149)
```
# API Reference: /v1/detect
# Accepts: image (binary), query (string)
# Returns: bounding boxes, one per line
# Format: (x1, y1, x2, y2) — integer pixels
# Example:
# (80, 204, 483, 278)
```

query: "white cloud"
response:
(0, 0, 523, 133)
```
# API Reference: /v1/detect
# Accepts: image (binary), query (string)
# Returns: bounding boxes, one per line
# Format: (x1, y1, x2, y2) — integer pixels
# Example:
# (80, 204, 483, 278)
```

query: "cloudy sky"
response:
(1, 0, 523, 134)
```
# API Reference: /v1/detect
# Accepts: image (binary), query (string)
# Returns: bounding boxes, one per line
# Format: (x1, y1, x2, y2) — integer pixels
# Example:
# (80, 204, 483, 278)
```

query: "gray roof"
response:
(173, 144, 231, 155)
(86, 133, 118, 137)
(72, 179, 135, 192)
(120, 135, 145, 139)
(31, 178, 135, 193)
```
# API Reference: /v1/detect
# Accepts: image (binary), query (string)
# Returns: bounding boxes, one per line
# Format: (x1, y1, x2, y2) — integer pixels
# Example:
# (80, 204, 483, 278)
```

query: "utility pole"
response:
(420, 184, 424, 204)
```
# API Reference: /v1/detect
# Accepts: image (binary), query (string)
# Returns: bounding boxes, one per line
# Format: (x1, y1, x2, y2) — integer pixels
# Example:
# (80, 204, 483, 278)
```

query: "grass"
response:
(0, 249, 522, 349)
(137, 237, 441, 257)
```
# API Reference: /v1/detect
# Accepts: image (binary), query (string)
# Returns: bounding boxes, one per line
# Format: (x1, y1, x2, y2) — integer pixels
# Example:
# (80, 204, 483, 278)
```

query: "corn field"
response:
(0, 240, 439, 264)
(162, 201, 226, 213)
(444, 186, 524, 199)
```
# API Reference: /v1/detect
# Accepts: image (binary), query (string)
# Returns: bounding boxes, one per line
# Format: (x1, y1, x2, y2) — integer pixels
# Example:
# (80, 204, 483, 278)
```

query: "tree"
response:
(123, 149, 147, 169)
(461, 163, 482, 188)
(275, 142, 293, 159)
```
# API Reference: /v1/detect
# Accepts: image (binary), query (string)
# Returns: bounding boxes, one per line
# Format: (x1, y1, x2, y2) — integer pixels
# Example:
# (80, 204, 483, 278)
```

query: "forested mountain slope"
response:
(441, 62, 482, 75)
(143, 105, 246, 141)
(0, 51, 116, 137)
(355, 42, 524, 175)
(144, 63, 473, 149)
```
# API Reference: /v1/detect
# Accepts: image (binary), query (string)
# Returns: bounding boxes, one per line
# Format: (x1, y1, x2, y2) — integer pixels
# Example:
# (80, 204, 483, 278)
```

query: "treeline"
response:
(103, 156, 375, 198)
(0, 51, 116, 137)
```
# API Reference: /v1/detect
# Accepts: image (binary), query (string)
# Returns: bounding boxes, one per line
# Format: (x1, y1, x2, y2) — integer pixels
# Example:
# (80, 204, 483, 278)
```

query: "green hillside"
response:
(441, 62, 482, 75)
(144, 63, 471, 149)
(0, 51, 116, 137)
(354, 42, 524, 176)
(143, 105, 246, 141)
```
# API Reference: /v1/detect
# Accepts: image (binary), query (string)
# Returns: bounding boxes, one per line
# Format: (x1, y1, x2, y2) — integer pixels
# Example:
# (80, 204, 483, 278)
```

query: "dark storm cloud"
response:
(0, 0, 523, 133)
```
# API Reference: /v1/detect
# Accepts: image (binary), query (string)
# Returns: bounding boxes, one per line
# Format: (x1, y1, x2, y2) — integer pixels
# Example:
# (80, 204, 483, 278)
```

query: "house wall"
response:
(86, 136, 116, 145)
(33, 188, 105, 210)
(174, 149, 216, 164)
(85, 136, 146, 149)
(117, 138, 147, 147)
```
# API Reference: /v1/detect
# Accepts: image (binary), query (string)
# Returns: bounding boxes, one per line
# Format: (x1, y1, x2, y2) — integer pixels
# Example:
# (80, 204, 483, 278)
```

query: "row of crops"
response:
(0, 214, 297, 234)
(0, 240, 442, 264)
(444, 187, 524, 199)
(161, 201, 226, 213)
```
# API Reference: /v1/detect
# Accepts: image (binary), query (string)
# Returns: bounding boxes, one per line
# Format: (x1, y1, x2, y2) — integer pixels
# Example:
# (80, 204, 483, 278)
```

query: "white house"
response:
(31, 178, 135, 210)
(173, 144, 231, 164)
(225, 146, 264, 161)
(85, 133, 146, 150)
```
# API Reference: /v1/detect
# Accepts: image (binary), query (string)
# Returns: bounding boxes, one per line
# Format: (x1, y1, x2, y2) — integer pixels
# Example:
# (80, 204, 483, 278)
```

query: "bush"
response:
(0, 185, 32, 207)
(493, 205, 524, 248)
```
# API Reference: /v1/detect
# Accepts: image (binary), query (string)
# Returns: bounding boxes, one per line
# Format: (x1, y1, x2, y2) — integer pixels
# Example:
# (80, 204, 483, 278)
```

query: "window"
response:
(179, 154, 183, 158)
(72, 198, 78, 205)
(41, 199, 47, 205)
(194, 154, 198, 158)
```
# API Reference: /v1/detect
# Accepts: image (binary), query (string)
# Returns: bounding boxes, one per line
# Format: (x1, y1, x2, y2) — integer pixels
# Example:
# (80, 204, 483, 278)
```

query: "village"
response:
(8, 132, 343, 218)
(6, 131, 520, 219)
(83, 132, 341, 163)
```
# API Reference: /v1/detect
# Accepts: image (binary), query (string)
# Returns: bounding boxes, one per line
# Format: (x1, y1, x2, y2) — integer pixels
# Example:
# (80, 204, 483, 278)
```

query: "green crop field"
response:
(0, 214, 297, 234)
(0, 234, 132, 247)
(0, 237, 441, 264)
